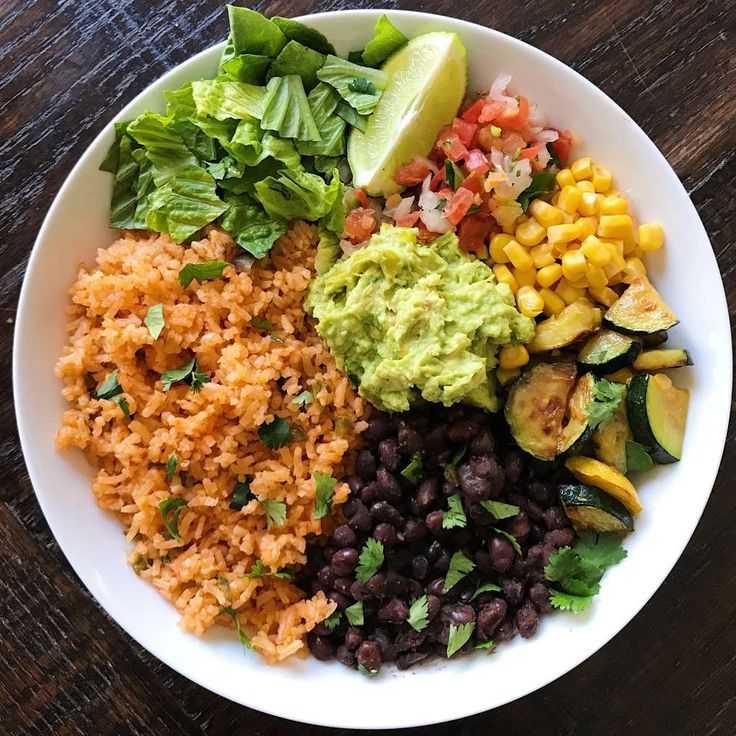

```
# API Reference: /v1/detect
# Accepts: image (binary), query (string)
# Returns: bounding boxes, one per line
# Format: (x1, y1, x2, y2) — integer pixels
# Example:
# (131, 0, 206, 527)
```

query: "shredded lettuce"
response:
(361, 15, 408, 67)
(219, 192, 287, 258)
(317, 55, 388, 115)
(335, 100, 369, 133)
(260, 76, 321, 141)
(271, 16, 336, 56)
(296, 82, 346, 157)
(255, 167, 341, 223)
(103, 125, 150, 229)
(226, 4, 286, 57)
(220, 53, 271, 85)
(191, 79, 266, 121)
(268, 40, 325, 90)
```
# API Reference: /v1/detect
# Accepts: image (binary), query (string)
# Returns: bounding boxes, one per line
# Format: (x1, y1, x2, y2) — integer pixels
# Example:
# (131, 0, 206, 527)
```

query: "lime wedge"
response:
(348, 32, 468, 197)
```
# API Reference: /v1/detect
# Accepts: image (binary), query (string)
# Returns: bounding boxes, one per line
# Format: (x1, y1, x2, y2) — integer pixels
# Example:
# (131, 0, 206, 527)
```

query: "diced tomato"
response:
(437, 187, 455, 201)
(436, 127, 468, 162)
(478, 101, 506, 125)
(416, 219, 437, 243)
(344, 207, 376, 244)
(430, 166, 446, 191)
(452, 117, 477, 147)
(502, 132, 527, 154)
(520, 144, 543, 160)
(464, 149, 490, 175)
(461, 171, 485, 195)
(394, 157, 435, 186)
(461, 99, 486, 124)
(494, 95, 529, 131)
(443, 187, 475, 226)
(353, 188, 368, 207)
(457, 213, 496, 254)
(394, 211, 421, 227)
(552, 129, 573, 164)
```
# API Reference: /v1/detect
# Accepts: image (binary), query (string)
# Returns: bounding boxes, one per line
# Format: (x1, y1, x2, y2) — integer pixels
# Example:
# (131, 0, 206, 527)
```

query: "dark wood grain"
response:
(1, 1, 734, 734)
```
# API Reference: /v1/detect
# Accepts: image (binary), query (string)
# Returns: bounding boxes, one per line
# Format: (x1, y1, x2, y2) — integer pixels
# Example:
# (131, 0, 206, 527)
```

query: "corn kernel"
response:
(537, 263, 563, 288)
(638, 223, 664, 252)
(530, 199, 565, 228)
(556, 168, 576, 188)
(576, 216, 598, 240)
(592, 165, 612, 192)
(492, 263, 518, 293)
(547, 223, 580, 245)
(555, 278, 585, 305)
(496, 367, 521, 387)
(580, 235, 611, 267)
(600, 196, 629, 215)
(530, 242, 556, 269)
(503, 240, 534, 271)
(558, 185, 583, 214)
(513, 266, 538, 287)
(499, 344, 530, 370)
(586, 263, 608, 290)
(562, 249, 587, 280)
(571, 157, 593, 180)
(502, 220, 517, 235)
(515, 218, 546, 247)
(622, 234, 637, 255)
(588, 286, 619, 308)
(490, 233, 513, 263)
(603, 249, 626, 280)
(604, 367, 633, 384)
(578, 192, 599, 216)
(569, 274, 590, 288)
(623, 257, 647, 283)
(539, 287, 566, 316)
(576, 180, 595, 193)
(598, 214, 634, 240)
(517, 285, 545, 318)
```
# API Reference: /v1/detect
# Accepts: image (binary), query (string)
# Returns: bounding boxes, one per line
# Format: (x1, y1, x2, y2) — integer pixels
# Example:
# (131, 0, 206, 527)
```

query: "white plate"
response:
(13, 9, 732, 729)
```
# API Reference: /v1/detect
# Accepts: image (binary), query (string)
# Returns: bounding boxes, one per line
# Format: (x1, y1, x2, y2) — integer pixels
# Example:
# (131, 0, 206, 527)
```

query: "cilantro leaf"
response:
(626, 440, 654, 472)
(229, 480, 253, 510)
(345, 601, 364, 626)
(517, 171, 556, 211)
(161, 357, 195, 391)
(144, 303, 165, 339)
(179, 260, 229, 288)
(112, 395, 132, 419)
(260, 498, 286, 528)
(251, 316, 275, 331)
(219, 606, 253, 650)
(400, 454, 423, 484)
(574, 531, 628, 570)
(475, 639, 495, 651)
(443, 551, 475, 593)
(165, 453, 179, 482)
(587, 378, 626, 431)
(348, 77, 378, 95)
(358, 663, 378, 677)
(323, 610, 342, 630)
(445, 159, 465, 191)
(217, 575, 232, 602)
(447, 622, 475, 658)
(314, 471, 337, 520)
(159, 497, 187, 541)
(549, 589, 594, 613)
(258, 417, 291, 449)
(442, 494, 467, 529)
(470, 582, 502, 601)
(292, 390, 314, 406)
(480, 500, 520, 520)
(243, 559, 293, 580)
(95, 369, 123, 400)
(355, 538, 384, 582)
(492, 528, 521, 555)
(190, 370, 211, 393)
(544, 547, 602, 597)
(407, 595, 430, 632)
(450, 445, 467, 466)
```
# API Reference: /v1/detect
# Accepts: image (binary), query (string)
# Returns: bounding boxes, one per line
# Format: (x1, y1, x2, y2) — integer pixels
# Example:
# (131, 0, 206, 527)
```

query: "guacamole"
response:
(306, 225, 535, 412)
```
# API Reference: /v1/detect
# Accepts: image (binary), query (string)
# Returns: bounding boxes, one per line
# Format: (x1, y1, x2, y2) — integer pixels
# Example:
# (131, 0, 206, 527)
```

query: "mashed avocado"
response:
(306, 225, 535, 412)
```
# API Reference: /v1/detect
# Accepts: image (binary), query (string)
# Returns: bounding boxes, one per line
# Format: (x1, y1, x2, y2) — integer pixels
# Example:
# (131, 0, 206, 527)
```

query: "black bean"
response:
(348, 504, 372, 533)
(397, 652, 429, 670)
(470, 429, 495, 456)
(385, 571, 409, 598)
(489, 536, 515, 573)
(507, 511, 531, 541)
(331, 524, 357, 548)
(412, 555, 429, 581)
(350, 580, 369, 601)
(407, 579, 424, 601)
(343, 497, 364, 519)
(442, 480, 458, 497)
(503, 451, 523, 483)
(386, 546, 412, 572)
(470, 455, 496, 479)
(376, 467, 402, 503)
(307, 632, 335, 661)
(371, 500, 404, 527)
(355, 450, 377, 480)
(374, 522, 398, 546)
(426, 577, 446, 598)
(544, 528, 575, 548)
(501, 578, 525, 607)
(371, 629, 397, 662)
(346, 475, 365, 495)
(328, 591, 352, 610)
(362, 415, 393, 444)
(365, 573, 388, 598)
(529, 582, 552, 613)
(515, 601, 539, 638)
(527, 481, 552, 505)
(398, 424, 423, 455)
(378, 438, 401, 472)
(416, 477, 441, 510)
(344, 627, 364, 651)
(526, 500, 545, 523)
(426, 540, 444, 564)
(377, 598, 409, 623)
(403, 517, 428, 542)
(424, 425, 448, 453)
(474, 550, 493, 576)
(318, 564, 336, 589)
(334, 577, 353, 595)
(360, 481, 381, 505)
(432, 551, 450, 573)
(322, 545, 338, 562)
(356, 640, 382, 673)
(336, 645, 356, 667)
(458, 463, 492, 502)
(441, 603, 476, 626)
(331, 548, 359, 576)
(426, 594, 442, 620)
(477, 598, 508, 638)
(544, 506, 568, 530)
(426, 509, 445, 533)
(529, 524, 545, 544)
(467, 502, 494, 527)
(495, 619, 516, 642)
(448, 417, 481, 442)
(395, 628, 426, 652)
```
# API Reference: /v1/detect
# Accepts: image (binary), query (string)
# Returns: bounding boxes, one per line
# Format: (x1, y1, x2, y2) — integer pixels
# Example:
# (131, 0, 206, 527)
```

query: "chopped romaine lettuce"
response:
(260, 76, 321, 141)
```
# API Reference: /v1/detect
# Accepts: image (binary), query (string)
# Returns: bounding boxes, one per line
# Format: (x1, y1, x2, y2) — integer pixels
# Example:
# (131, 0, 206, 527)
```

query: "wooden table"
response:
(2, 1, 734, 733)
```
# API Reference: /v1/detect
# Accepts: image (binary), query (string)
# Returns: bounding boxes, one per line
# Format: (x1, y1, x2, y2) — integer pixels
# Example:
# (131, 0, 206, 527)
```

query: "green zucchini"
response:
(558, 373, 596, 455)
(528, 298, 602, 353)
(559, 483, 634, 533)
(633, 348, 693, 372)
(603, 276, 679, 336)
(626, 373, 690, 463)
(592, 397, 632, 473)
(505, 362, 577, 461)
(578, 330, 642, 373)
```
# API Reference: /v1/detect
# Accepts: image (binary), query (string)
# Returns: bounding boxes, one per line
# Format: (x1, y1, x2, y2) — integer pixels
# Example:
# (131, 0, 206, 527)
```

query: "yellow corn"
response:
(600, 196, 629, 215)
(576, 216, 599, 240)
(555, 278, 586, 305)
(503, 240, 534, 271)
(502, 219, 518, 235)
(588, 286, 619, 307)
(592, 165, 612, 192)
(530, 242, 556, 269)
(562, 249, 587, 280)
(558, 185, 582, 214)
(578, 191, 599, 216)
(623, 256, 647, 283)
(530, 199, 565, 228)
(513, 266, 538, 287)
(547, 223, 581, 245)
(638, 223, 664, 252)
(515, 218, 547, 247)
(571, 157, 593, 180)
(539, 287, 566, 316)
(556, 168, 576, 188)
(499, 344, 530, 370)
(516, 285, 545, 318)
(598, 214, 634, 240)
(569, 274, 590, 288)
(496, 367, 521, 387)
(622, 234, 637, 255)
(581, 235, 611, 267)
(537, 263, 563, 288)
(493, 263, 518, 293)
(490, 233, 513, 263)
(586, 263, 608, 290)
(604, 250, 626, 280)
(576, 180, 595, 193)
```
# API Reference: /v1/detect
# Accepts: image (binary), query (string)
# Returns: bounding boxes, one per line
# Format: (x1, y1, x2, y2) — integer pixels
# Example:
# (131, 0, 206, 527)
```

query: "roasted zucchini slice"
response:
(564, 455, 642, 514)
(632, 348, 693, 372)
(528, 298, 603, 353)
(578, 330, 641, 373)
(559, 483, 634, 533)
(558, 373, 596, 455)
(603, 367, 634, 384)
(603, 276, 679, 335)
(504, 362, 577, 461)
(592, 397, 632, 474)
(627, 372, 690, 463)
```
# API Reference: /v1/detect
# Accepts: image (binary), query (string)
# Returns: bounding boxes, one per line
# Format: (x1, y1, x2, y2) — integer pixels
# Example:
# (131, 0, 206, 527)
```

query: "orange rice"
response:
(55, 222, 370, 662)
